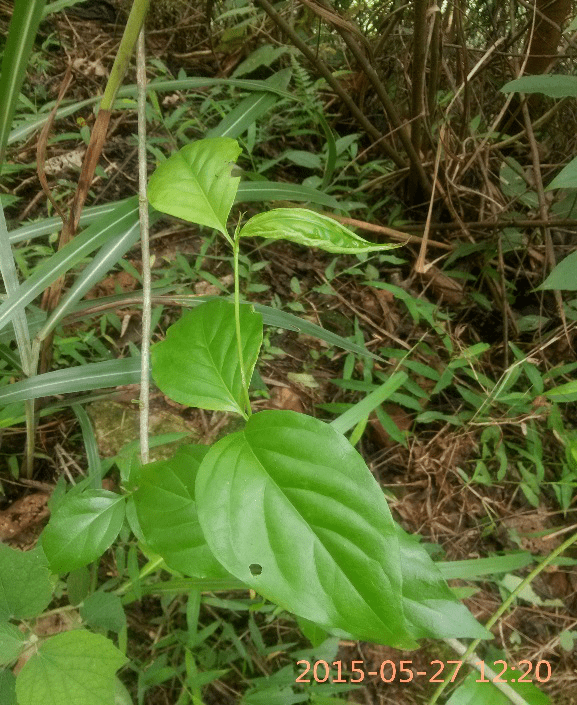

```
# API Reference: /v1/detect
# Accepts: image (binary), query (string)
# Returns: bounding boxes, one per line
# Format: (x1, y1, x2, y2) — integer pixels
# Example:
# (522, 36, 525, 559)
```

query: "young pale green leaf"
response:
(239, 208, 400, 254)
(0, 544, 52, 620)
(15, 631, 127, 705)
(132, 446, 230, 578)
(395, 527, 490, 640)
(147, 137, 241, 236)
(41, 489, 126, 573)
(195, 409, 416, 649)
(151, 299, 262, 415)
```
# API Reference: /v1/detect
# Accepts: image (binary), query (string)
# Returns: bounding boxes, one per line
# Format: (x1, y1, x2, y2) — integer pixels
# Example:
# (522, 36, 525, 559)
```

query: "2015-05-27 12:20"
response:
(295, 659, 553, 684)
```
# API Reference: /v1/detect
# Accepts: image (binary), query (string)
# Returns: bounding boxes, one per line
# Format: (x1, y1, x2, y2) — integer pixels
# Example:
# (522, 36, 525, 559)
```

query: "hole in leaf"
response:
(249, 563, 262, 576)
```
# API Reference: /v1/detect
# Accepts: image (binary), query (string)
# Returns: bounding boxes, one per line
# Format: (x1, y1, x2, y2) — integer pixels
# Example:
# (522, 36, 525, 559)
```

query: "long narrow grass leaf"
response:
(0, 198, 139, 336)
(438, 552, 533, 580)
(330, 372, 407, 435)
(65, 293, 381, 360)
(0, 0, 47, 165)
(9, 78, 297, 146)
(206, 69, 291, 139)
(0, 358, 141, 404)
(0, 203, 32, 373)
(72, 403, 102, 485)
(9, 199, 133, 245)
(39, 210, 160, 339)
(236, 182, 339, 209)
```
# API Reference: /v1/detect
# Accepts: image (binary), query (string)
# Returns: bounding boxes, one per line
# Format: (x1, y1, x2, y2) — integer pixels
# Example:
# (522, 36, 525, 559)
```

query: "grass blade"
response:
(39, 210, 160, 340)
(8, 78, 296, 146)
(236, 182, 339, 209)
(0, 358, 141, 404)
(0, 203, 32, 373)
(206, 69, 291, 139)
(330, 372, 407, 435)
(0, 198, 139, 336)
(9, 199, 133, 245)
(0, 0, 47, 166)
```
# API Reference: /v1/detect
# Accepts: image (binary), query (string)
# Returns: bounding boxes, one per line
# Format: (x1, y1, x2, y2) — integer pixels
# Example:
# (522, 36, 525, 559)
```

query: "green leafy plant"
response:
(35, 137, 489, 669)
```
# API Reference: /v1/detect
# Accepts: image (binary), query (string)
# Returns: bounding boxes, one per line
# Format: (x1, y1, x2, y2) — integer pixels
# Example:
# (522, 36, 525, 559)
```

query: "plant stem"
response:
(443, 638, 530, 705)
(428, 528, 577, 704)
(233, 228, 251, 418)
(100, 0, 151, 112)
(136, 26, 151, 464)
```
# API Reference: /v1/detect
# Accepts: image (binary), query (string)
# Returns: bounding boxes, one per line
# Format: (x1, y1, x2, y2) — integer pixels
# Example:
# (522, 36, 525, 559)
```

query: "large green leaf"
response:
(132, 445, 230, 578)
(15, 631, 127, 705)
(147, 138, 241, 236)
(239, 208, 399, 254)
(195, 409, 416, 648)
(396, 527, 490, 640)
(0, 544, 52, 620)
(501, 74, 577, 98)
(151, 299, 262, 415)
(79, 592, 126, 634)
(41, 489, 126, 573)
(0, 669, 16, 705)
